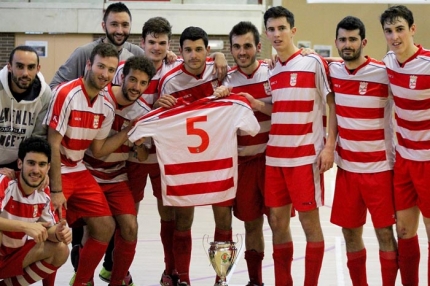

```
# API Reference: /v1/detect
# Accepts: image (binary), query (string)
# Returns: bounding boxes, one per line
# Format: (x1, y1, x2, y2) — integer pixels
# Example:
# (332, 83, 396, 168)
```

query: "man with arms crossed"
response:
(329, 16, 398, 285)
(263, 6, 336, 285)
(0, 137, 72, 286)
(380, 5, 430, 285)
(44, 43, 132, 285)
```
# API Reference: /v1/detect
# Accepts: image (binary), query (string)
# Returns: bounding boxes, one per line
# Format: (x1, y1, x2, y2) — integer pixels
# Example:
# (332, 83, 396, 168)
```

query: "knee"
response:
(87, 216, 115, 241)
(120, 221, 138, 241)
(375, 227, 396, 251)
(245, 217, 264, 234)
(52, 242, 70, 267)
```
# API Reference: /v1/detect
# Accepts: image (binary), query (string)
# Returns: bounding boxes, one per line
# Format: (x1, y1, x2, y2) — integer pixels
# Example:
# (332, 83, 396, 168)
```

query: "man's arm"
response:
(47, 127, 67, 218)
(0, 217, 49, 243)
(89, 124, 133, 158)
(236, 92, 273, 116)
(210, 52, 228, 81)
(317, 92, 337, 173)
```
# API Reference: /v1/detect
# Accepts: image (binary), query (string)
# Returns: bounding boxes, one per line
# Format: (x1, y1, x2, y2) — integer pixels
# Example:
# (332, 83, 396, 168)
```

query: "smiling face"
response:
(383, 17, 416, 60)
(86, 54, 119, 91)
(180, 39, 209, 75)
(18, 151, 50, 189)
(142, 33, 170, 68)
(121, 68, 150, 103)
(335, 28, 366, 63)
(231, 32, 261, 72)
(7, 50, 40, 93)
(102, 11, 131, 47)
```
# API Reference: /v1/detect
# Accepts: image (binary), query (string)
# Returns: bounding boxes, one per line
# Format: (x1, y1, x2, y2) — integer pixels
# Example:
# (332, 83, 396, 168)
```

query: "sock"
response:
(273, 242, 293, 286)
(0, 260, 57, 286)
(379, 250, 398, 286)
(161, 220, 176, 275)
(42, 271, 57, 286)
(304, 241, 325, 286)
(214, 227, 233, 284)
(398, 235, 420, 286)
(245, 250, 264, 285)
(110, 229, 137, 285)
(73, 237, 109, 285)
(103, 235, 115, 271)
(173, 230, 192, 284)
(346, 248, 368, 286)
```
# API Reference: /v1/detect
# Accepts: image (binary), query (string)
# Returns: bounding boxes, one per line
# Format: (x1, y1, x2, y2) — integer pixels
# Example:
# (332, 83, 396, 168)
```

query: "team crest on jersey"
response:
(290, 73, 297, 86)
(409, 75, 417, 89)
(211, 79, 219, 90)
(263, 81, 271, 95)
(93, 115, 100, 128)
(33, 205, 38, 218)
(359, 82, 368, 95)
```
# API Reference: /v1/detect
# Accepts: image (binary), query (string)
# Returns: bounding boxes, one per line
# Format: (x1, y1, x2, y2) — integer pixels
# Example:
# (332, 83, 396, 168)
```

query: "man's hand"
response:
(154, 94, 177, 109)
(213, 86, 232, 98)
(26, 221, 50, 243)
(37, 175, 50, 192)
(0, 168, 15, 179)
(212, 52, 228, 81)
(165, 50, 178, 64)
(50, 192, 67, 220)
(55, 220, 72, 244)
(317, 146, 334, 173)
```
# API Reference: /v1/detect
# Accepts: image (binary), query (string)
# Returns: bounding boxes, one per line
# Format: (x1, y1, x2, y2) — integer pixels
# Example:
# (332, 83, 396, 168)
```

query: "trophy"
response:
(203, 234, 242, 286)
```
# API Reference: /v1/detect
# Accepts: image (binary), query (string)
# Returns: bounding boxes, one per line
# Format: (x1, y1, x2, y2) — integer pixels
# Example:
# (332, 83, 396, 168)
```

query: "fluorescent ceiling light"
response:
(307, 0, 430, 3)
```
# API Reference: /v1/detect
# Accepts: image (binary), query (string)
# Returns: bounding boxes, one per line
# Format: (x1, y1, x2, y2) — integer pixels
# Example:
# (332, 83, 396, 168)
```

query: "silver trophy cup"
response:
(203, 234, 242, 286)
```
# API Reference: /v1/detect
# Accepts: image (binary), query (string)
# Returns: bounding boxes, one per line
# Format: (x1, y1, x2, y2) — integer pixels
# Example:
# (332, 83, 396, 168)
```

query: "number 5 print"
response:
(186, 116, 209, 153)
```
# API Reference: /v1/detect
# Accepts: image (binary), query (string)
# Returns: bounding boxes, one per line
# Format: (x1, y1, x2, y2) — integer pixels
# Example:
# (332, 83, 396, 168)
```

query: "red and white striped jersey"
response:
(158, 60, 220, 104)
(0, 175, 56, 256)
(43, 78, 115, 174)
(83, 84, 152, 183)
(223, 60, 271, 163)
(383, 45, 430, 162)
(266, 51, 331, 167)
(128, 95, 260, 207)
(330, 57, 395, 173)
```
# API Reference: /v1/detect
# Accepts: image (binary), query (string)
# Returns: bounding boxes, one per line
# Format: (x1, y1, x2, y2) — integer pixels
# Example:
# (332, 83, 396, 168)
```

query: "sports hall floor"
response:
(38, 166, 428, 285)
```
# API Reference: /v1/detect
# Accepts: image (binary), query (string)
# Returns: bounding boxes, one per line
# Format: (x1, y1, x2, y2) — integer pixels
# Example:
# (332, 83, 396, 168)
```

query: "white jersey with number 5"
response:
(128, 95, 260, 206)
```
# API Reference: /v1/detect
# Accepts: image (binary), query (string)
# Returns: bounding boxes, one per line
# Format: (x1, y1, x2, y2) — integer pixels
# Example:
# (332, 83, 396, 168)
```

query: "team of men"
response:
(0, 2, 429, 286)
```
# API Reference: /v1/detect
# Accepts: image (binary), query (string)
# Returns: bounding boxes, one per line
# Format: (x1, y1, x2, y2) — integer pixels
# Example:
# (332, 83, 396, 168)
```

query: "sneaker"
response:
(70, 244, 80, 272)
(246, 283, 265, 286)
(123, 273, 134, 286)
(160, 271, 179, 286)
(99, 267, 112, 283)
(69, 273, 94, 286)
(178, 283, 189, 286)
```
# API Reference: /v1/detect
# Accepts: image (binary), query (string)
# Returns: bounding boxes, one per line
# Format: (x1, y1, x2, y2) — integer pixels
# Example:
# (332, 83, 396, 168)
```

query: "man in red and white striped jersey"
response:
(380, 6, 430, 285)
(44, 43, 132, 285)
(263, 6, 336, 285)
(220, 21, 272, 286)
(329, 16, 398, 285)
(0, 137, 72, 286)
(83, 56, 156, 286)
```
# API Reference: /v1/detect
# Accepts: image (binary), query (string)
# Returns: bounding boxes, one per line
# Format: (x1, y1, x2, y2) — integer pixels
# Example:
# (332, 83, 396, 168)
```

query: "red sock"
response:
(42, 270, 57, 286)
(110, 229, 137, 285)
(346, 249, 368, 286)
(273, 242, 293, 286)
(398, 235, 419, 286)
(245, 250, 264, 285)
(379, 250, 398, 286)
(173, 230, 192, 284)
(1, 260, 57, 285)
(304, 241, 324, 286)
(161, 220, 176, 275)
(74, 237, 108, 285)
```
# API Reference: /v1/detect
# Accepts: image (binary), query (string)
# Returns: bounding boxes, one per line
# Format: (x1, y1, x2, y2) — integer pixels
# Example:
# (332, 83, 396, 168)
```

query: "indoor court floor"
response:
(39, 166, 428, 285)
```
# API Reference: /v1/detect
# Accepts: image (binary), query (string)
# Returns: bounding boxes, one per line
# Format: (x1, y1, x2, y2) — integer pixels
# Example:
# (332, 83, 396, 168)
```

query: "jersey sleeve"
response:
(237, 106, 260, 137)
(314, 55, 332, 102)
(44, 88, 72, 137)
(128, 120, 158, 144)
(94, 102, 115, 140)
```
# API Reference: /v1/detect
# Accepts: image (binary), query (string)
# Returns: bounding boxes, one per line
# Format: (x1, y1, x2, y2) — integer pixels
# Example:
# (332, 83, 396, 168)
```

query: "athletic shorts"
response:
(234, 155, 268, 221)
(62, 170, 112, 227)
(101, 181, 137, 216)
(126, 161, 161, 202)
(394, 153, 430, 217)
(265, 163, 324, 211)
(330, 168, 395, 228)
(0, 240, 36, 278)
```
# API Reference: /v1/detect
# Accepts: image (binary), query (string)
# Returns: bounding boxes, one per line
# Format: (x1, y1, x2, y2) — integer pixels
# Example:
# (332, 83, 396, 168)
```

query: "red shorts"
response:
(331, 168, 395, 228)
(126, 161, 162, 202)
(265, 163, 324, 211)
(62, 170, 112, 227)
(101, 181, 137, 216)
(394, 153, 430, 217)
(0, 240, 36, 278)
(234, 155, 268, 221)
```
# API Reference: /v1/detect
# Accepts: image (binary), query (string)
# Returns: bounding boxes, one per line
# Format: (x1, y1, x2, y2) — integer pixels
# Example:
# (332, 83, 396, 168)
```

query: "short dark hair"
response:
(89, 43, 119, 65)
(229, 21, 260, 47)
(103, 2, 132, 22)
(142, 17, 172, 41)
(380, 5, 414, 28)
(9, 45, 39, 65)
(123, 56, 156, 81)
(336, 16, 366, 40)
(179, 26, 208, 48)
(264, 6, 295, 29)
(18, 137, 51, 163)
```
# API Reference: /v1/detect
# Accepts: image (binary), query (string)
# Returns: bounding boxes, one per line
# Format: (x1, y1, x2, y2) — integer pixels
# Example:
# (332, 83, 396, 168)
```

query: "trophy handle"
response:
(202, 234, 211, 264)
(234, 233, 244, 254)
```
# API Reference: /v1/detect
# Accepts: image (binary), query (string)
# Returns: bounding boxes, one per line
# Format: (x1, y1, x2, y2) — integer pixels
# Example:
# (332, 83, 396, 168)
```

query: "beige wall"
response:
(15, 34, 93, 83)
(281, 0, 430, 60)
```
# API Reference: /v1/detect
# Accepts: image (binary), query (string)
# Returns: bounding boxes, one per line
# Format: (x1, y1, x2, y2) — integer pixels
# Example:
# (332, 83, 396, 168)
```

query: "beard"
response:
(86, 70, 107, 90)
(235, 54, 257, 70)
(106, 31, 129, 47)
(339, 46, 362, 62)
(11, 72, 34, 90)
(21, 173, 44, 189)
(121, 84, 139, 103)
